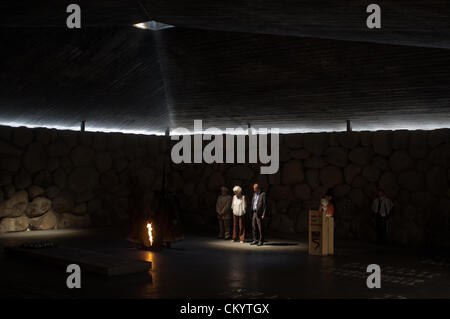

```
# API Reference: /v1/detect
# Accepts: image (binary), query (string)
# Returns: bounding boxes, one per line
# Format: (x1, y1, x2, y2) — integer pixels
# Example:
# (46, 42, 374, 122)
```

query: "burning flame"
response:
(146, 223, 153, 246)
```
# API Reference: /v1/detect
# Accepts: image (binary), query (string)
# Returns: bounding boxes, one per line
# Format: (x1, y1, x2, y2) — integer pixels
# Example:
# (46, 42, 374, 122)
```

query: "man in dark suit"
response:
(251, 183, 267, 246)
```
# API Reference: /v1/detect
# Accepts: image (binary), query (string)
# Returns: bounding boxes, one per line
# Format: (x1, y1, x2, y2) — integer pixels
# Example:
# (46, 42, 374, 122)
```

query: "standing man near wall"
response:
(371, 189, 394, 245)
(251, 183, 267, 246)
(216, 186, 232, 239)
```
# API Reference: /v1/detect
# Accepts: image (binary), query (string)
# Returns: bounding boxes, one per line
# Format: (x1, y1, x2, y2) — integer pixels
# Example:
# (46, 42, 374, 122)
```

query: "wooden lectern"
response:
(308, 210, 334, 256)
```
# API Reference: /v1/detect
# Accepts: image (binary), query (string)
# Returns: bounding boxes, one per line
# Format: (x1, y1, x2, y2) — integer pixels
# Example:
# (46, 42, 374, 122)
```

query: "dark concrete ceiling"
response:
(2, 1, 450, 49)
(1, 28, 169, 133)
(1, 2, 449, 133)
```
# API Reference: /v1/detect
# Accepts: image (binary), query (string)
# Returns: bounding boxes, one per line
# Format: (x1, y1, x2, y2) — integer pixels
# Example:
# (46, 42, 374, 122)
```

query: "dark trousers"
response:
(218, 218, 231, 238)
(252, 212, 264, 243)
(376, 214, 387, 244)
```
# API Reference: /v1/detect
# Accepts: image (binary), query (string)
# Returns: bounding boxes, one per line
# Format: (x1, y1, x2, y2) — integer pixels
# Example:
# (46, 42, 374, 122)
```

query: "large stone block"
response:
(379, 171, 399, 198)
(35, 128, 52, 146)
(227, 165, 255, 181)
(25, 197, 51, 217)
(349, 188, 369, 208)
(351, 175, 367, 188)
(73, 203, 87, 216)
(392, 130, 410, 150)
(284, 134, 303, 149)
(167, 171, 184, 192)
(290, 149, 311, 160)
(0, 126, 12, 141)
(398, 171, 425, 192)
(12, 127, 33, 147)
(410, 191, 437, 209)
(270, 185, 291, 200)
(59, 130, 78, 150)
(27, 185, 44, 199)
(92, 134, 107, 151)
(270, 214, 295, 233)
(70, 145, 94, 167)
(57, 213, 91, 229)
(0, 157, 20, 172)
(338, 132, 360, 149)
(426, 166, 448, 196)
(52, 168, 66, 189)
(344, 164, 361, 185)
(305, 169, 320, 189)
(52, 191, 75, 214)
(49, 138, 70, 157)
(3, 184, 15, 198)
(409, 131, 428, 159)
(110, 206, 130, 225)
(348, 147, 373, 166)
(389, 150, 414, 172)
(303, 156, 327, 169)
(295, 210, 308, 233)
(207, 171, 225, 192)
(359, 131, 372, 147)
(324, 147, 348, 167)
(331, 184, 351, 198)
(427, 129, 450, 148)
(95, 152, 112, 173)
(47, 157, 59, 173)
(312, 185, 328, 201)
(363, 183, 378, 199)
(362, 165, 381, 183)
(303, 133, 328, 155)
(0, 216, 29, 233)
(0, 140, 21, 157)
(372, 131, 392, 156)
(279, 146, 292, 162)
(319, 166, 343, 189)
(372, 156, 388, 171)
(29, 210, 57, 230)
(68, 166, 99, 193)
(293, 183, 311, 200)
(282, 160, 304, 184)
(33, 170, 53, 188)
(427, 144, 450, 167)
(255, 174, 269, 191)
(107, 133, 125, 151)
(13, 170, 31, 190)
(23, 142, 47, 174)
(79, 132, 93, 147)
(87, 198, 102, 214)
(91, 210, 111, 226)
(60, 157, 72, 174)
(45, 186, 60, 199)
(0, 171, 13, 186)
(328, 133, 339, 147)
(183, 181, 196, 196)
(100, 170, 120, 190)
(268, 171, 280, 185)
(0, 190, 28, 218)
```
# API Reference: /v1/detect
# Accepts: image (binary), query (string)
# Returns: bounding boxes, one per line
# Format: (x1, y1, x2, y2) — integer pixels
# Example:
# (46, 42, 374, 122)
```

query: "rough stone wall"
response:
(0, 125, 165, 233)
(0, 125, 449, 247)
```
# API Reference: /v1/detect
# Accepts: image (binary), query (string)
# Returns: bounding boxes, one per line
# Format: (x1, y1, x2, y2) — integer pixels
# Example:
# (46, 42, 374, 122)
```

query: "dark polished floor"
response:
(0, 228, 449, 299)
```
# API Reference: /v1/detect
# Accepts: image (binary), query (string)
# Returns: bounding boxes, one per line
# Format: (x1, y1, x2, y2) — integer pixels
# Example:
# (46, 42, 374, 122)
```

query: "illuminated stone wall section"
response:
(0, 125, 448, 247)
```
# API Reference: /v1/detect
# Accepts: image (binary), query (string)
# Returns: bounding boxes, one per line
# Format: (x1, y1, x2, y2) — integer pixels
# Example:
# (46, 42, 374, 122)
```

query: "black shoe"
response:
(224, 236, 231, 240)
(257, 242, 263, 246)
(250, 241, 258, 245)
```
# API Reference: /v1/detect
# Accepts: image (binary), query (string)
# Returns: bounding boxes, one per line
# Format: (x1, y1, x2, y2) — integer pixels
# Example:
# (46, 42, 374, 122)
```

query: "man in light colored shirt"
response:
(371, 189, 394, 244)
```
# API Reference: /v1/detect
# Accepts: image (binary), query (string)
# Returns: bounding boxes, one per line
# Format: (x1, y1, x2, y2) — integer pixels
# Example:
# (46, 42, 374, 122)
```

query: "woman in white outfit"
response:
(231, 186, 246, 243)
